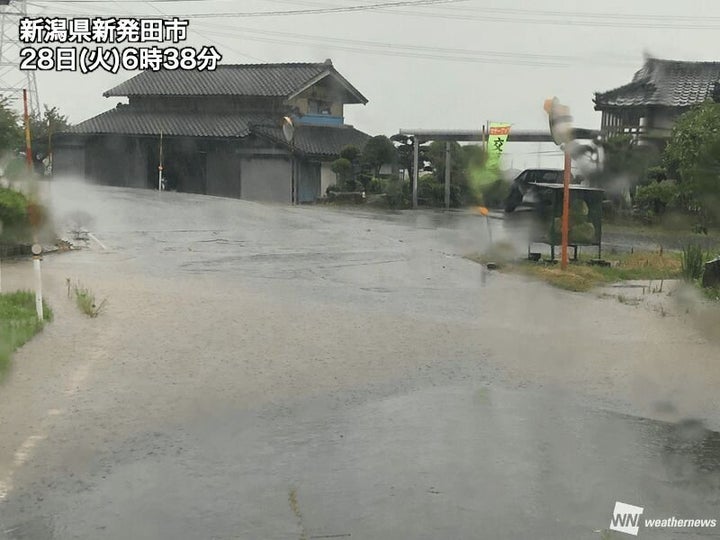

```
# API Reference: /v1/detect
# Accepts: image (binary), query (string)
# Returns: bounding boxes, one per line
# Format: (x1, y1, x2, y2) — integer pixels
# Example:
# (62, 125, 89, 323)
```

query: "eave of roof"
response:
(252, 123, 371, 157)
(287, 69, 368, 105)
(64, 106, 275, 138)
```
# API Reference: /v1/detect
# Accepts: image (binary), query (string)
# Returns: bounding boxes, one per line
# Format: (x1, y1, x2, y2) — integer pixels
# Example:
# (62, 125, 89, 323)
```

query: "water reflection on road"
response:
(23, 384, 718, 540)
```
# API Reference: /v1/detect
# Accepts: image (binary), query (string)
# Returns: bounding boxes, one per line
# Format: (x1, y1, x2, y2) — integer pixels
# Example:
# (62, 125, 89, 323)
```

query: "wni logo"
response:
(610, 501, 644, 536)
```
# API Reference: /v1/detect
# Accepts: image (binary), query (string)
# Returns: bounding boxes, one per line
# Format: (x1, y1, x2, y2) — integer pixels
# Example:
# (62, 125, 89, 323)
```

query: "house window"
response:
(308, 99, 332, 115)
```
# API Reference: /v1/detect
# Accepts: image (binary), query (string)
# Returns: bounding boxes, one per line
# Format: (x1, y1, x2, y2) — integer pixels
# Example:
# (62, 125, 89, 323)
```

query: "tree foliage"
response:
(663, 101, 720, 224)
(361, 135, 396, 177)
(30, 105, 70, 155)
(339, 144, 360, 163)
(0, 97, 22, 154)
(664, 101, 720, 179)
(389, 134, 430, 181)
(330, 157, 353, 188)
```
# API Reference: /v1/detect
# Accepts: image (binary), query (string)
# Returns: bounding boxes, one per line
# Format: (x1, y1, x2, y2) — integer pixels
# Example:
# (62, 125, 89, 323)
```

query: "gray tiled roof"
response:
(103, 62, 367, 103)
(595, 58, 720, 108)
(63, 107, 370, 157)
(65, 106, 272, 137)
(253, 124, 371, 157)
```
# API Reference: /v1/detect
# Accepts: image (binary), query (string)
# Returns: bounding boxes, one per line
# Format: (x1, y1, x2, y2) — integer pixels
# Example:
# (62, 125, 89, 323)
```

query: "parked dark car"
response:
(504, 168, 576, 212)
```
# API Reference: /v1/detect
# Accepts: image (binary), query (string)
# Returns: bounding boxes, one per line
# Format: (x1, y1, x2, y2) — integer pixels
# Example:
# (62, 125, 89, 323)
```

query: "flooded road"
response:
(1, 181, 719, 539)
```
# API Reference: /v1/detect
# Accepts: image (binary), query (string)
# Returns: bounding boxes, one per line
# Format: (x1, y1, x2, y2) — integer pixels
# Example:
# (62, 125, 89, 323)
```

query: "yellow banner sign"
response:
(486, 122, 511, 171)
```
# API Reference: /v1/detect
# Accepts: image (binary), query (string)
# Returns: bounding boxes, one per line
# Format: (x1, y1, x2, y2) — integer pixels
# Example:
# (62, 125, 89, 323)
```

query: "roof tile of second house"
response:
(103, 61, 367, 102)
(253, 124, 371, 157)
(594, 58, 720, 108)
(64, 106, 371, 157)
(65, 106, 272, 138)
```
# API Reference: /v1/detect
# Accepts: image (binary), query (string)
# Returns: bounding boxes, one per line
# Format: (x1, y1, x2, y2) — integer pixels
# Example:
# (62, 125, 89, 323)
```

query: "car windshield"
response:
(1, 2, 720, 539)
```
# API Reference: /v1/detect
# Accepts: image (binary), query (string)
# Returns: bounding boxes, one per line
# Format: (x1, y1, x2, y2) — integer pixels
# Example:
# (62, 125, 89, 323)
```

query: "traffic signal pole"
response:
(561, 151, 571, 270)
(544, 97, 574, 270)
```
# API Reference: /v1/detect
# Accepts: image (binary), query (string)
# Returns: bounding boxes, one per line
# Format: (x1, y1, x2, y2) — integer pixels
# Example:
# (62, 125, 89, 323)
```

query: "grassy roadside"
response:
(0, 291, 53, 377)
(467, 248, 684, 292)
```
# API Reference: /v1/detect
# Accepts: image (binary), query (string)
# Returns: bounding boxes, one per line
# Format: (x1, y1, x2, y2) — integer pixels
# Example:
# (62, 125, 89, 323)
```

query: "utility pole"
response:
(412, 136, 418, 209)
(444, 141, 451, 210)
(0, 0, 40, 115)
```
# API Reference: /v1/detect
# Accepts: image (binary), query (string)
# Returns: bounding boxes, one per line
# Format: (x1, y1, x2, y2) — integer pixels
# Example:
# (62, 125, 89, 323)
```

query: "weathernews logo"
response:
(609, 501, 717, 536)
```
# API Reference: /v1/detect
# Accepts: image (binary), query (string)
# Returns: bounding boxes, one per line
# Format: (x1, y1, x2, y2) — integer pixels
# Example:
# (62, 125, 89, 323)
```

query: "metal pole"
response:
(561, 151, 571, 269)
(23, 89, 32, 173)
(412, 136, 419, 209)
(158, 130, 163, 191)
(444, 141, 451, 210)
(47, 115, 52, 175)
(291, 143, 295, 205)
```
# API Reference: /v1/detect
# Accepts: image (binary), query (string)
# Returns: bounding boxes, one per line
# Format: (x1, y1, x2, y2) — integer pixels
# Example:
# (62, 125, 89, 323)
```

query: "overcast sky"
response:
(10, 0, 720, 169)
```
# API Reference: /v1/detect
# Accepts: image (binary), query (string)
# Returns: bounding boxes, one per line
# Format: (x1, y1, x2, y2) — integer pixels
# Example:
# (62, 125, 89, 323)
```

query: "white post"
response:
(33, 257, 43, 321)
(158, 130, 164, 191)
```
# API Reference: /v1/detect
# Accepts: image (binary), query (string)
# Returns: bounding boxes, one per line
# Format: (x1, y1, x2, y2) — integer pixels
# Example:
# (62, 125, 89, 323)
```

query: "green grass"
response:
(0, 291, 53, 376)
(702, 286, 720, 302)
(72, 282, 107, 318)
(467, 249, 683, 292)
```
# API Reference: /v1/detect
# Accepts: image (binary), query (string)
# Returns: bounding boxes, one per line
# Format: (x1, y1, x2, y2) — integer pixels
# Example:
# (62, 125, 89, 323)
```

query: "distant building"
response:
(54, 60, 370, 203)
(594, 57, 720, 145)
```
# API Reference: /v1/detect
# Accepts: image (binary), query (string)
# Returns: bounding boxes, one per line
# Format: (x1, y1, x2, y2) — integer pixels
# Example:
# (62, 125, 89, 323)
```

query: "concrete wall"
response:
(240, 156, 291, 203)
(320, 162, 336, 194)
(126, 139, 147, 188)
(84, 135, 146, 187)
(53, 144, 85, 178)
(206, 149, 241, 198)
(57, 135, 298, 204)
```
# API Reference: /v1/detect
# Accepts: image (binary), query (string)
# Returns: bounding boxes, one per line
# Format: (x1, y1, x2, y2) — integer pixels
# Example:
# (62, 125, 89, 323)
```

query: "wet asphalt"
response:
(1, 181, 719, 539)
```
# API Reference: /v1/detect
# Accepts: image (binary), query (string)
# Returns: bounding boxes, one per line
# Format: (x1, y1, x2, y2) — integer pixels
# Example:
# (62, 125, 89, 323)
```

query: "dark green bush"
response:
(478, 179, 511, 209)
(634, 180, 680, 215)
(681, 243, 706, 282)
(385, 177, 410, 209)
(418, 174, 443, 205)
(0, 187, 30, 242)
(367, 177, 384, 194)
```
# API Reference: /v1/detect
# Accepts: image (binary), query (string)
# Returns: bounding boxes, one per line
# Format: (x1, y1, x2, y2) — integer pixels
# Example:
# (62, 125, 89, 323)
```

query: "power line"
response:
(33, 0, 472, 18)
(263, 0, 720, 30)
(30, 0, 720, 29)
(192, 23, 639, 68)
(138, 0, 265, 62)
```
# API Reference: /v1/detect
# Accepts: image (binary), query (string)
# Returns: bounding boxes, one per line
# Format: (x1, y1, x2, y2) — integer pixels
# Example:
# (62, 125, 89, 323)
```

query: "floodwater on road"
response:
(3, 384, 720, 539)
(1, 180, 719, 539)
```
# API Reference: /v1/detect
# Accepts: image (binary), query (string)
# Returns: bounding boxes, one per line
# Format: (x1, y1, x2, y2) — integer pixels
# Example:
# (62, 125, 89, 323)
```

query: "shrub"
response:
(385, 177, 410, 209)
(418, 173, 442, 205)
(367, 177, 384, 194)
(478, 179, 511, 209)
(634, 180, 680, 215)
(0, 187, 30, 243)
(72, 281, 108, 318)
(681, 243, 706, 282)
